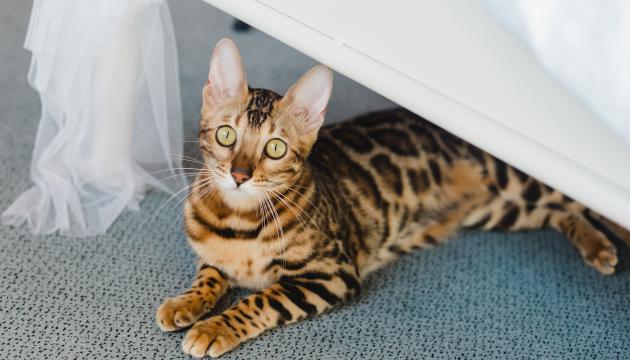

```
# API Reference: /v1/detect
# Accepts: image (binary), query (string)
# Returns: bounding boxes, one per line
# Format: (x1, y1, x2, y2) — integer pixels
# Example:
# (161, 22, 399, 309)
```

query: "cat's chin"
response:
(217, 183, 262, 211)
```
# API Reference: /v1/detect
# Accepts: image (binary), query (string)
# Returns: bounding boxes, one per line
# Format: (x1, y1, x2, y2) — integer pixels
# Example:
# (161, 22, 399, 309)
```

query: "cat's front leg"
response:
(157, 263, 229, 331)
(182, 269, 360, 358)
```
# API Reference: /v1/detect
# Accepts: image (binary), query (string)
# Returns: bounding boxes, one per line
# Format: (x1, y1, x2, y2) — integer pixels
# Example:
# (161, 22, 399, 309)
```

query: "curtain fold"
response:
(2, 0, 185, 236)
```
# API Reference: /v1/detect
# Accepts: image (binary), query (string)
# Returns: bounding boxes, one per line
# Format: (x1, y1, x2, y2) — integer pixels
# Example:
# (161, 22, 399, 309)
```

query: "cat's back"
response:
(310, 108, 489, 272)
(311, 107, 474, 174)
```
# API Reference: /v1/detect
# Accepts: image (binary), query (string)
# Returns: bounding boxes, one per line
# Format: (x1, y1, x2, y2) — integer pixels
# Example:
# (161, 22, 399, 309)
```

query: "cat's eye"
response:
(265, 139, 287, 159)
(216, 125, 236, 146)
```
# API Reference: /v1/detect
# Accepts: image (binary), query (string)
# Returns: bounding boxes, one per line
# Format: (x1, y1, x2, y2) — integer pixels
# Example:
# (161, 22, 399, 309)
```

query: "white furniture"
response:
(204, 0, 630, 229)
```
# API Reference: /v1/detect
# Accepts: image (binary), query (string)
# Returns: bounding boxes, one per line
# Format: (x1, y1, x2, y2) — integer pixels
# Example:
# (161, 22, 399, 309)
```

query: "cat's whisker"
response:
(258, 191, 275, 247)
(150, 167, 205, 175)
(270, 106, 290, 128)
(283, 184, 326, 220)
(261, 190, 286, 257)
(267, 185, 323, 235)
(149, 166, 214, 187)
(171, 175, 219, 227)
(155, 173, 216, 220)
(169, 154, 208, 167)
(263, 189, 310, 268)
(257, 192, 275, 273)
(154, 171, 212, 183)
(254, 191, 272, 289)
(175, 178, 219, 228)
(185, 176, 218, 204)
(143, 182, 198, 229)
(170, 152, 202, 160)
(264, 187, 309, 233)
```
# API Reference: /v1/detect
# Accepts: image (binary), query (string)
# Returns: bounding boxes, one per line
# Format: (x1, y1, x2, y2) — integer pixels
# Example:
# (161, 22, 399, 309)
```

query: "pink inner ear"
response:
(284, 65, 332, 133)
(301, 111, 325, 133)
(293, 108, 308, 119)
(204, 38, 248, 108)
(203, 82, 221, 110)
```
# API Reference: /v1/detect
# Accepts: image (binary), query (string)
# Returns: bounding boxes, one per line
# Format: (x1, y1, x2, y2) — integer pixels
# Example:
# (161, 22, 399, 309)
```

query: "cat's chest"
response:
(188, 236, 277, 289)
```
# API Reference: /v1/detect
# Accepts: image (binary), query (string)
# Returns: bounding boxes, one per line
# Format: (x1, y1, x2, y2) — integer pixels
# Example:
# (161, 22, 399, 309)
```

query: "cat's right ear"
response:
(203, 38, 248, 111)
(281, 65, 333, 135)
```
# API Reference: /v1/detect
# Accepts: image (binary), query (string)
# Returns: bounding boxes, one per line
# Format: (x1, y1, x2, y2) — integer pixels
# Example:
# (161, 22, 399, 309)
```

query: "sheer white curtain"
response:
(2, 0, 185, 236)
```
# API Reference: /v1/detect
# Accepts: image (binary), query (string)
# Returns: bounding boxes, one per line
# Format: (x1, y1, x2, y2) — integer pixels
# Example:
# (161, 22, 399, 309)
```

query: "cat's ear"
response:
(204, 38, 248, 109)
(281, 65, 333, 134)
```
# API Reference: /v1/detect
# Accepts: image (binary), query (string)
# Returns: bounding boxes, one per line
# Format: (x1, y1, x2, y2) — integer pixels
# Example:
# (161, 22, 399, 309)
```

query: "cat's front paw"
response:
(182, 316, 241, 358)
(156, 296, 206, 332)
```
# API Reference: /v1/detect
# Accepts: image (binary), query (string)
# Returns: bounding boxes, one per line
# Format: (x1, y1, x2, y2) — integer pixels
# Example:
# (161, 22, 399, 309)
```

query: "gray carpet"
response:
(1, 1, 629, 359)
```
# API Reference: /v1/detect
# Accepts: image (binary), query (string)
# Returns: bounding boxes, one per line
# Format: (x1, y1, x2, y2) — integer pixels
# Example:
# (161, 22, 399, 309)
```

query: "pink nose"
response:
(231, 167, 252, 186)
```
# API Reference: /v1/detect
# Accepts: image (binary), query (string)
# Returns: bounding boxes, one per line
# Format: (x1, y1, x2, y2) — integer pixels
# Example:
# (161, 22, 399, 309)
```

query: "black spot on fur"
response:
(512, 167, 529, 182)
(354, 111, 404, 128)
(522, 182, 542, 202)
(367, 129, 418, 156)
(525, 203, 536, 214)
(312, 137, 383, 208)
(268, 297, 292, 322)
(467, 144, 486, 165)
(419, 170, 431, 190)
(494, 158, 508, 189)
(497, 204, 520, 229)
(279, 282, 318, 316)
(546, 202, 564, 210)
(428, 160, 442, 185)
(337, 270, 361, 295)
(254, 296, 264, 309)
(283, 279, 340, 305)
(331, 128, 373, 153)
(425, 235, 438, 245)
(191, 210, 263, 239)
(406, 169, 421, 194)
(466, 213, 491, 229)
(388, 245, 406, 255)
(436, 130, 462, 157)
(370, 154, 403, 195)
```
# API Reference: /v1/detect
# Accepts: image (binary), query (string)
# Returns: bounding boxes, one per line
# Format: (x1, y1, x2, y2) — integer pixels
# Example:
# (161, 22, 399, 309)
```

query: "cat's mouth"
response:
(214, 175, 263, 208)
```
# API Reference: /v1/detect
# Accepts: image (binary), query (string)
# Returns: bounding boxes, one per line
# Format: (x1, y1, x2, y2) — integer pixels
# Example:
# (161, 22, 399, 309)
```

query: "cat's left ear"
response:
(204, 38, 248, 111)
(281, 65, 333, 134)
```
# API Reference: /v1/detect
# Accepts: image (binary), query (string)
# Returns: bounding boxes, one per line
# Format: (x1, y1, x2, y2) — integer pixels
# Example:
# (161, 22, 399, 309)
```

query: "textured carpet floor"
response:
(1, 1, 629, 359)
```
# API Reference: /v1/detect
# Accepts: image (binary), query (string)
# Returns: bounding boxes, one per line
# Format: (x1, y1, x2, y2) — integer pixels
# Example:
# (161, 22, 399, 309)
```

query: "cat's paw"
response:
(583, 244, 618, 275)
(182, 316, 240, 358)
(156, 296, 203, 332)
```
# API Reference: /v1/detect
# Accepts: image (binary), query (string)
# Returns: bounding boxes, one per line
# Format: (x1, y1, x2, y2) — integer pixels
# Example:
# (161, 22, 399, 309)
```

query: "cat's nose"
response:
(230, 167, 252, 186)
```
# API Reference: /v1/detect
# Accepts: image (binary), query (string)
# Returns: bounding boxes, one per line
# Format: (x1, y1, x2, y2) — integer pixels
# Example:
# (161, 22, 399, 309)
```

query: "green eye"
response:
(216, 125, 236, 146)
(265, 139, 287, 159)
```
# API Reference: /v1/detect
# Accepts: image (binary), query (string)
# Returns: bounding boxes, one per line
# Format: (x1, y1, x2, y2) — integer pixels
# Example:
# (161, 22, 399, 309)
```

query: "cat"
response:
(156, 38, 630, 358)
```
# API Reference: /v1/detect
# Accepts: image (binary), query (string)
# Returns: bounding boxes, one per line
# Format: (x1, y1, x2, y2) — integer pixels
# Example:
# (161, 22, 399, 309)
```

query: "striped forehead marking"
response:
(246, 88, 282, 128)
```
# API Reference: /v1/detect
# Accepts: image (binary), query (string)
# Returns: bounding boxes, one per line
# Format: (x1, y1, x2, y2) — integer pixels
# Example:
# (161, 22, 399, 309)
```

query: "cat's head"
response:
(198, 38, 332, 209)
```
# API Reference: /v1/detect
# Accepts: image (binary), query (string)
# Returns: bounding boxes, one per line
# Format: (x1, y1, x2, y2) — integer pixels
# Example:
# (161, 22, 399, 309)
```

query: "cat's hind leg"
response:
(156, 263, 229, 331)
(462, 167, 624, 275)
(553, 210, 619, 274)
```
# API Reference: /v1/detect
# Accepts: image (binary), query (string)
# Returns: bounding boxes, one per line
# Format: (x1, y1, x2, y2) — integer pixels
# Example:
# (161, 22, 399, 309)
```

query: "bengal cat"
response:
(156, 38, 630, 358)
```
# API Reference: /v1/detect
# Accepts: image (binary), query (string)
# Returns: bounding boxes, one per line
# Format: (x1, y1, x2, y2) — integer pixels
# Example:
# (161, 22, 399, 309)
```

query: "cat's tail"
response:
(462, 158, 630, 275)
